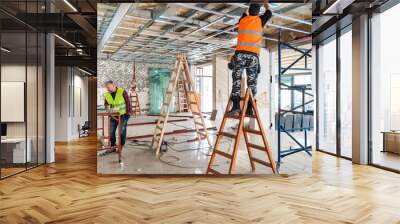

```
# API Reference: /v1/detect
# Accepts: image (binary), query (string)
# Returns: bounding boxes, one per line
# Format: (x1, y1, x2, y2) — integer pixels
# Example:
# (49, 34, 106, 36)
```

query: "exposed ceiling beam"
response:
(227, 3, 312, 25)
(67, 13, 97, 47)
(172, 3, 311, 34)
(97, 3, 134, 55)
(111, 4, 168, 58)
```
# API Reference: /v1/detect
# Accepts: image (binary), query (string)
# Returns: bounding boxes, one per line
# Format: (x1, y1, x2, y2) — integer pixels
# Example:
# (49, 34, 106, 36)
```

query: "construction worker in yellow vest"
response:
(103, 80, 132, 161)
(228, 0, 272, 116)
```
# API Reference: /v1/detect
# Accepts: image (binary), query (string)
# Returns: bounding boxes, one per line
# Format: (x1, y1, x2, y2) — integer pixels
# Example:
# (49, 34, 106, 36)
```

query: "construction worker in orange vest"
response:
(228, 0, 272, 116)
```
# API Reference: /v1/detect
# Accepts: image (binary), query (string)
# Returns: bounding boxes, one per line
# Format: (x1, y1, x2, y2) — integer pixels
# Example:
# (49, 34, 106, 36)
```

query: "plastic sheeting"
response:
(148, 68, 175, 114)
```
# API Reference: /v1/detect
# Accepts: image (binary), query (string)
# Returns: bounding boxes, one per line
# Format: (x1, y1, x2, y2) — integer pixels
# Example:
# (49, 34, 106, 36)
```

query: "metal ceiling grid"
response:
(97, 3, 312, 64)
(97, 4, 118, 42)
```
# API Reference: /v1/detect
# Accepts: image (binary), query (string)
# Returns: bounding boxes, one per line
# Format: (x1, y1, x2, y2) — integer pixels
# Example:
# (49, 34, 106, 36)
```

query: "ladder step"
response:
(244, 128, 261, 135)
(214, 150, 232, 159)
(247, 143, 266, 151)
(194, 122, 204, 127)
(225, 114, 241, 119)
(196, 128, 207, 133)
(189, 101, 197, 105)
(250, 157, 271, 167)
(208, 168, 221, 174)
(219, 132, 236, 139)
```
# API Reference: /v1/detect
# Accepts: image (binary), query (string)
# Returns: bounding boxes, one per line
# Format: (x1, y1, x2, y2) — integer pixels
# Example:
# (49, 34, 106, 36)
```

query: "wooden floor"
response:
(0, 136, 399, 223)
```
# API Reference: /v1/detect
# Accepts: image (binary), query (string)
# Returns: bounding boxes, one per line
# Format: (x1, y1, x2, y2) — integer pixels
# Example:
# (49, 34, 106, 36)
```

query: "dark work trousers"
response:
(231, 52, 260, 98)
(110, 114, 129, 147)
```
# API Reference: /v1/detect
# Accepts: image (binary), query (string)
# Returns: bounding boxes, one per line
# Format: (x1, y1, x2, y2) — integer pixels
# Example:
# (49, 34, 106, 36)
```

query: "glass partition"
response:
(0, 1, 46, 179)
(0, 32, 28, 177)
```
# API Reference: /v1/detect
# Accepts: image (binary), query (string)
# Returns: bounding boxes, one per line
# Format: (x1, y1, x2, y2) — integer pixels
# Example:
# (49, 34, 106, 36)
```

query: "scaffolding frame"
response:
(277, 30, 313, 165)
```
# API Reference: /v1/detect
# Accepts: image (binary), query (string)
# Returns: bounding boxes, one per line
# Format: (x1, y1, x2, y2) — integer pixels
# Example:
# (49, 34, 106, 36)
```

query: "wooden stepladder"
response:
(151, 54, 212, 155)
(207, 88, 277, 174)
(130, 91, 141, 116)
(176, 80, 189, 112)
(130, 62, 141, 116)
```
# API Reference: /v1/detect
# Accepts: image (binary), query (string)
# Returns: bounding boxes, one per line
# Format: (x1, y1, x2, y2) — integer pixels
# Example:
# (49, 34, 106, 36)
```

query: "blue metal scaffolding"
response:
(277, 30, 313, 165)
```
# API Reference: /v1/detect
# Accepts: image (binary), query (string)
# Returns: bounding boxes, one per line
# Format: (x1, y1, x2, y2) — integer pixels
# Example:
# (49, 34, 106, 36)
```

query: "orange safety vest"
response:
(236, 16, 263, 55)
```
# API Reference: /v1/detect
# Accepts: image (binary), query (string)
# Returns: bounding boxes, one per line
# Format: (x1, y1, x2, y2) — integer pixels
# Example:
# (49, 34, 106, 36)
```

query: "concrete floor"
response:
(97, 114, 312, 175)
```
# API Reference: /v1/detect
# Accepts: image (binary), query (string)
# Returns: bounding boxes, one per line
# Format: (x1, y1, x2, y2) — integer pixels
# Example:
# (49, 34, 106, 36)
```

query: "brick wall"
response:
(97, 59, 172, 112)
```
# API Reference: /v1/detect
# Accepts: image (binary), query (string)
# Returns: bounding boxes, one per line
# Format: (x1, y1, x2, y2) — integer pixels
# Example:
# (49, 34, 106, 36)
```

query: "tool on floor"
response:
(130, 62, 141, 116)
(151, 53, 212, 155)
(207, 88, 277, 174)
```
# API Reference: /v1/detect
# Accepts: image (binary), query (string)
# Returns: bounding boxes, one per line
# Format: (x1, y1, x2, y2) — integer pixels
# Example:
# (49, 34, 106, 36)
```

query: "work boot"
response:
(246, 102, 254, 117)
(227, 96, 241, 117)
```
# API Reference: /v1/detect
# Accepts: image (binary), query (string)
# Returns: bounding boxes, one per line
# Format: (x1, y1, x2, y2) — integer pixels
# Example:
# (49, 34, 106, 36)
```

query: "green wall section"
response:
(148, 68, 174, 114)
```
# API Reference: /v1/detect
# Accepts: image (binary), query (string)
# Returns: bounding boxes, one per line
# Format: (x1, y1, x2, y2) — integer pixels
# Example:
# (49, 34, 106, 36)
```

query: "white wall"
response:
(1, 65, 35, 137)
(55, 67, 89, 141)
(213, 55, 230, 123)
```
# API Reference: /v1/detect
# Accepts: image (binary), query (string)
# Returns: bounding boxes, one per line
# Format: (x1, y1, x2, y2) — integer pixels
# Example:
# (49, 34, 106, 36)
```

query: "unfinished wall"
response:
(213, 55, 230, 123)
(97, 59, 172, 112)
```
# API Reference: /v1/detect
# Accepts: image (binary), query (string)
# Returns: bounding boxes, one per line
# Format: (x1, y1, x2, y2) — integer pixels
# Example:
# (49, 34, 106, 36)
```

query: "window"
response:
(340, 28, 352, 158)
(370, 3, 400, 171)
(317, 36, 337, 154)
(195, 65, 213, 113)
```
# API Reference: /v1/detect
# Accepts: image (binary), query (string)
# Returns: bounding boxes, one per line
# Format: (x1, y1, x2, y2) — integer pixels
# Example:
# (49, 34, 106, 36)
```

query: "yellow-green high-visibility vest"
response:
(104, 87, 126, 115)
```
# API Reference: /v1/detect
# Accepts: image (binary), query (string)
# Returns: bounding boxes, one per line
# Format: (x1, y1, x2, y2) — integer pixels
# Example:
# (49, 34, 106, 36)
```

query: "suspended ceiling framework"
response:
(97, 3, 312, 64)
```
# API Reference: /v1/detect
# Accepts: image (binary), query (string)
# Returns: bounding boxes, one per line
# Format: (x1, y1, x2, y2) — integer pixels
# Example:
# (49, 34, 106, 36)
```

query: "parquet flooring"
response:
(0, 136, 399, 223)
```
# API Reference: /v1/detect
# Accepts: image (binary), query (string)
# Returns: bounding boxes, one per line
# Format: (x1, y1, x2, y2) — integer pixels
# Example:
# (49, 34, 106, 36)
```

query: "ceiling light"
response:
(63, 0, 78, 12)
(54, 34, 75, 48)
(1, 47, 11, 53)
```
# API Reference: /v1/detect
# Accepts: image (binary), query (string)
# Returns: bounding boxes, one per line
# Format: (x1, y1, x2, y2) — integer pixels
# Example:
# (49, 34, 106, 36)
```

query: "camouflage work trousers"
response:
(230, 52, 259, 98)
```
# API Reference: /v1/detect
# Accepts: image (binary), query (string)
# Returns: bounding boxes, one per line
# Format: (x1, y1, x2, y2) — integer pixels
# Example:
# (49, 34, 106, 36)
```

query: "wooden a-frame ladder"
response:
(151, 54, 212, 155)
(207, 88, 277, 174)
(130, 62, 141, 116)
